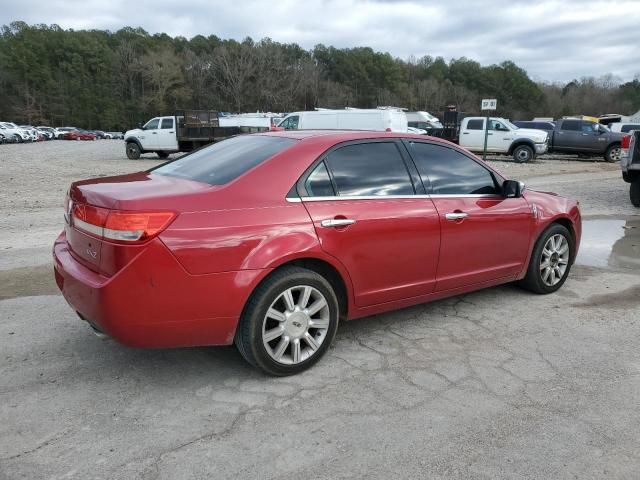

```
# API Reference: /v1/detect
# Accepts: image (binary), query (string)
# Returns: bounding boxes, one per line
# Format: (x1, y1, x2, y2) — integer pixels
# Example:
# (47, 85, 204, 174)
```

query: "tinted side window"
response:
(561, 120, 581, 131)
(304, 161, 335, 197)
(161, 118, 174, 129)
(144, 118, 160, 130)
(408, 142, 499, 195)
(467, 119, 484, 130)
(153, 135, 296, 185)
(622, 125, 640, 133)
(325, 142, 414, 196)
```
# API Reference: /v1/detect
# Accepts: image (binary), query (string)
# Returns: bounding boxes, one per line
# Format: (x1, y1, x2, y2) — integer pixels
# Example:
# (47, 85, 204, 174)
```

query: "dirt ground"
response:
(1, 140, 639, 479)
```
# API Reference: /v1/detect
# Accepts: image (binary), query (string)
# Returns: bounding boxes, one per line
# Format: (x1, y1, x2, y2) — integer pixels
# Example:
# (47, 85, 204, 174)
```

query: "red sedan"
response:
(53, 131, 581, 375)
(63, 130, 96, 141)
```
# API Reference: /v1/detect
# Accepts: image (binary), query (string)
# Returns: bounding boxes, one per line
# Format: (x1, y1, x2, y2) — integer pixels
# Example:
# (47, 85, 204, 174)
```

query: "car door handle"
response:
(445, 212, 468, 221)
(582, 133, 589, 136)
(169, 131, 174, 133)
(151, 132, 157, 134)
(321, 218, 356, 228)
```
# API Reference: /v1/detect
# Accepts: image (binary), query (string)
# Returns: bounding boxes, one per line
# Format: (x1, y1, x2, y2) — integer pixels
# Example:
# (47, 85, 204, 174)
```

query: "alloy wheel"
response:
(540, 234, 570, 286)
(262, 285, 330, 365)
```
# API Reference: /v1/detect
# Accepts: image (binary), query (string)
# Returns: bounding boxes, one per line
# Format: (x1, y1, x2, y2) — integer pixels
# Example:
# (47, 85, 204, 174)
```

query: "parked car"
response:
(0, 122, 31, 142)
(107, 131, 124, 139)
(63, 129, 96, 141)
(54, 127, 74, 139)
(458, 117, 548, 162)
(609, 122, 640, 134)
(621, 131, 640, 206)
(53, 131, 581, 375)
(37, 127, 56, 140)
(278, 108, 408, 133)
(547, 119, 626, 162)
(513, 120, 556, 135)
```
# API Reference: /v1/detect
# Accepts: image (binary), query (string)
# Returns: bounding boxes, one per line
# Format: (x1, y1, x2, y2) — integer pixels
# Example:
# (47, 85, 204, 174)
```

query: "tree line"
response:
(1, 21, 639, 130)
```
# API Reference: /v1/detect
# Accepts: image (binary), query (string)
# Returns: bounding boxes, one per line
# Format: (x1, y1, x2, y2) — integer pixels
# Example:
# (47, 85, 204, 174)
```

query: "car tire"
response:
(13, 134, 22, 143)
(605, 143, 621, 163)
(157, 151, 169, 159)
(235, 266, 340, 376)
(631, 180, 640, 207)
(513, 145, 534, 163)
(519, 223, 574, 294)
(126, 142, 141, 160)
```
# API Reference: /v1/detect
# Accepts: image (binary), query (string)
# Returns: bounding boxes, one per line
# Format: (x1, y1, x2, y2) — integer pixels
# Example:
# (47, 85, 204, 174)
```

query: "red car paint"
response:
(53, 131, 581, 348)
(63, 130, 96, 141)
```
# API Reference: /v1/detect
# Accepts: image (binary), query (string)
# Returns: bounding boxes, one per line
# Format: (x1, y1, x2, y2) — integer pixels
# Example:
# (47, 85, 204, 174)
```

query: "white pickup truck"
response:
(458, 117, 548, 162)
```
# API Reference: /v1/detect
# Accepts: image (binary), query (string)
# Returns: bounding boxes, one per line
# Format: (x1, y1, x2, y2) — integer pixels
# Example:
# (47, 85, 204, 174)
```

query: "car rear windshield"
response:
(152, 135, 296, 185)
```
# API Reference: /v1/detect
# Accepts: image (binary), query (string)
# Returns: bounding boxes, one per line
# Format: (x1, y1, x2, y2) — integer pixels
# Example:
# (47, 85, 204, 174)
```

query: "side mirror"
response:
(503, 179, 526, 198)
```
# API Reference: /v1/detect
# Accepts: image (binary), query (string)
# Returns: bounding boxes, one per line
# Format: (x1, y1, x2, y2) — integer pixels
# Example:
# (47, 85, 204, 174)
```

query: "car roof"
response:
(255, 129, 454, 145)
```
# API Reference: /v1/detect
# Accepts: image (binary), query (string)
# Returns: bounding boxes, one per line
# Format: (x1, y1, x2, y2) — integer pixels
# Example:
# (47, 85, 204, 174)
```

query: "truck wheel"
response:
(513, 145, 533, 163)
(156, 151, 169, 159)
(631, 180, 640, 207)
(605, 144, 621, 163)
(126, 142, 141, 160)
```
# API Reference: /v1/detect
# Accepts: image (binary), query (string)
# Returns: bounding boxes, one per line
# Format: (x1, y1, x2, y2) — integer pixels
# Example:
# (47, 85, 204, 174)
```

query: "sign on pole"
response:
(481, 99, 497, 160)
(481, 99, 497, 110)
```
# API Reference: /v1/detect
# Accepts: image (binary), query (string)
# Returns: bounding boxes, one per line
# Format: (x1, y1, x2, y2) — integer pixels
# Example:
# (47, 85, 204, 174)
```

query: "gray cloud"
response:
(3, 0, 639, 82)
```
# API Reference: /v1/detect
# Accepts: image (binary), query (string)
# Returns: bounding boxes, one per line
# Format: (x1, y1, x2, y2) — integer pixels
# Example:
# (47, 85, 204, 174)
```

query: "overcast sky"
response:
(3, 0, 639, 83)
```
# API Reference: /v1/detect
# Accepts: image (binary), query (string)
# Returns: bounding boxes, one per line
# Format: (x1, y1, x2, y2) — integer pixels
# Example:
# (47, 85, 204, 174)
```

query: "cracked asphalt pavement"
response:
(1, 142, 639, 479)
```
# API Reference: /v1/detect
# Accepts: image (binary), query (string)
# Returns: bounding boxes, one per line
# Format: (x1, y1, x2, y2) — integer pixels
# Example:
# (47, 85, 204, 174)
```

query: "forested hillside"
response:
(1, 21, 639, 130)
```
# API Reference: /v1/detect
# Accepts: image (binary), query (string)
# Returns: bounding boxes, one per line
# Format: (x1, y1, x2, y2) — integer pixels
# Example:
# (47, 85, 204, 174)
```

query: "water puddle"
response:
(576, 217, 640, 271)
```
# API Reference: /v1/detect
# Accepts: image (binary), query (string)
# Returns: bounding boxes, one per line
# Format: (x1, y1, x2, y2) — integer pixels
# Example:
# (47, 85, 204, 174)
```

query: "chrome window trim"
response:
(286, 193, 503, 203)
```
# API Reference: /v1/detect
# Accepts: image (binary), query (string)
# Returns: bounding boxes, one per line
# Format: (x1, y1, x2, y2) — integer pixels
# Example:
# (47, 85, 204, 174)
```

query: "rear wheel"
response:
(235, 266, 339, 376)
(631, 180, 640, 207)
(519, 224, 574, 294)
(156, 151, 169, 159)
(513, 145, 534, 163)
(126, 142, 141, 160)
(605, 143, 621, 163)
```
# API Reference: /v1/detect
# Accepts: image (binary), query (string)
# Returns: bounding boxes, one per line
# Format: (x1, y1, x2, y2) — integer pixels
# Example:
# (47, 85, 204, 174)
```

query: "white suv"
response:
(0, 122, 30, 143)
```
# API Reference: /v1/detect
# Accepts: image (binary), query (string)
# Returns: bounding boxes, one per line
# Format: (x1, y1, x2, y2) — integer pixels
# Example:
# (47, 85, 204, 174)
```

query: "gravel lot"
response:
(1, 140, 639, 479)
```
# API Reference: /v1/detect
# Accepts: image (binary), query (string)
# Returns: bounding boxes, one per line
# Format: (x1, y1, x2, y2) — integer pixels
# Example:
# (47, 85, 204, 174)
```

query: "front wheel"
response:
(605, 144, 621, 163)
(519, 224, 574, 294)
(513, 145, 534, 163)
(631, 180, 640, 207)
(235, 266, 339, 376)
(126, 142, 141, 160)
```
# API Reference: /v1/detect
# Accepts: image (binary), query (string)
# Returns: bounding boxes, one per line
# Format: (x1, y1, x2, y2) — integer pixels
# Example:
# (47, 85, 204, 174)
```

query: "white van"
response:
(609, 122, 640, 134)
(277, 109, 408, 132)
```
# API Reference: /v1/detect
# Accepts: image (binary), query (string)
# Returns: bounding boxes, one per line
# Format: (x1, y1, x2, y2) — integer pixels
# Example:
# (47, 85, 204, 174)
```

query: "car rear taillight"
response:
(71, 203, 176, 243)
(621, 134, 631, 159)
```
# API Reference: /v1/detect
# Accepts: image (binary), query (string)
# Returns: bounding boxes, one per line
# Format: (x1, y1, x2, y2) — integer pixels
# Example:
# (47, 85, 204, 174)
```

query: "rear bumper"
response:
(53, 232, 267, 348)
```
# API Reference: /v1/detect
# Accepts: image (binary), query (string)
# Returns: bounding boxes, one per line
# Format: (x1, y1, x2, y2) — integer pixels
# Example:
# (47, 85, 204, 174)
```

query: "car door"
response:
(299, 140, 441, 307)
(487, 119, 514, 152)
(140, 117, 160, 149)
(403, 140, 532, 291)
(554, 120, 582, 150)
(157, 117, 177, 149)
(460, 118, 485, 150)
(580, 121, 607, 152)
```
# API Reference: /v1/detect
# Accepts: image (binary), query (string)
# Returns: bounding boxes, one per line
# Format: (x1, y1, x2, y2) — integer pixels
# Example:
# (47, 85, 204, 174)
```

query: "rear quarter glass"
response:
(152, 135, 296, 185)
